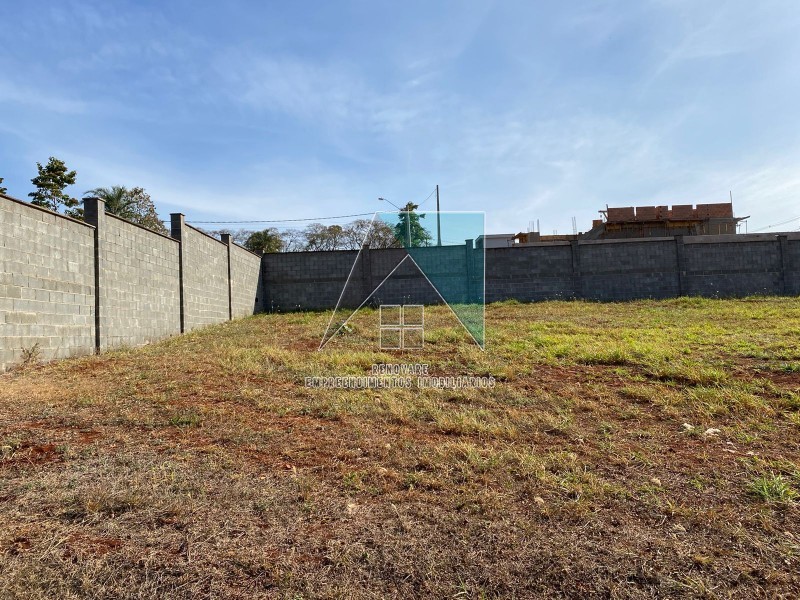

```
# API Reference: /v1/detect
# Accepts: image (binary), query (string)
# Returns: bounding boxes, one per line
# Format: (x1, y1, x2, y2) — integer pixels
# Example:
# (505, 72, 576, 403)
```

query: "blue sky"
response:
(1, 0, 799, 234)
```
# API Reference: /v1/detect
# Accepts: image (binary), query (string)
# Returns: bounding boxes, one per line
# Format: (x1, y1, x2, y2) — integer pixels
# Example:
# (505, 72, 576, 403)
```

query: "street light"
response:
(378, 197, 403, 211)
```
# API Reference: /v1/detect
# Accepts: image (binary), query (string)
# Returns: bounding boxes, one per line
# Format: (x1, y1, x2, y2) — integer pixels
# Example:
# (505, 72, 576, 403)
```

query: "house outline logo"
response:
(318, 211, 485, 351)
(379, 304, 424, 350)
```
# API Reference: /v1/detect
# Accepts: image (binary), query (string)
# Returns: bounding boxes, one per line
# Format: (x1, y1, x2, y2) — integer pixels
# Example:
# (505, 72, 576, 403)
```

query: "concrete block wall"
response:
(262, 249, 360, 310)
(3, 187, 799, 372)
(0, 195, 265, 372)
(260, 233, 800, 311)
(486, 244, 574, 302)
(683, 235, 783, 297)
(85, 198, 181, 348)
(0, 195, 95, 371)
(579, 238, 679, 300)
(261, 244, 479, 311)
(784, 235, 800, 295)
(170, 216, 230, 331)
(228, 239, 264, 318)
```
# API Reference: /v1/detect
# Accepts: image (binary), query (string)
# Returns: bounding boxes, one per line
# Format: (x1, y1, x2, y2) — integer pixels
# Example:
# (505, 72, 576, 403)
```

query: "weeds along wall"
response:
(261, 233, 800, 311)
(0, 194, 264, 372)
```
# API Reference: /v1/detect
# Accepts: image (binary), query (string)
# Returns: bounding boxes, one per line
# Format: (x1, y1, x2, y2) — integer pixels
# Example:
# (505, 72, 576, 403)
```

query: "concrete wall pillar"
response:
(465, 239, 474, 302)
(83, 196, 105, 351)
(570, 240, 582, 299)
(220, 233, 234, 320)
(675, 235, 686, 297)
(778, 235, 790, 295)
(170, 213, 186, 332)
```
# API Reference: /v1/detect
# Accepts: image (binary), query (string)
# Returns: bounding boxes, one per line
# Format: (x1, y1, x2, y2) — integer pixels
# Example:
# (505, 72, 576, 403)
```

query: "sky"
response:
(1, 0, 799, 235)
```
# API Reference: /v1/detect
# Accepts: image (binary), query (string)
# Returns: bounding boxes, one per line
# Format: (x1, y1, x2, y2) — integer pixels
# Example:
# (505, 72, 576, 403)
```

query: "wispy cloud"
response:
(0, 0, 798, 235)
(0, 80, 88, 115)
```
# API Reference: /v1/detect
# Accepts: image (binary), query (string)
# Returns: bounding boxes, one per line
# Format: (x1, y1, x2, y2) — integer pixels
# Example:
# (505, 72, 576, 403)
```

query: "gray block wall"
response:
(784, 235, 800, 295)
(1, 196, 267, 372)
(228, 241, 264, 318)
(85, 198, 181, 348)
(682, 235, 784, 297)
(170, 216, 230, 331)
(579, 238, 679, 300)
(486, 244, 575, 302)
(3, 187, 799, 373)
(262, 249, 360, 311)
(0, 195, 95, 371)
(261, 233, 800, 311)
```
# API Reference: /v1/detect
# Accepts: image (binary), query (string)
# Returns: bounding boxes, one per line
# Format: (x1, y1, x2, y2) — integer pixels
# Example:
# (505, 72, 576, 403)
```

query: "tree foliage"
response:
(206, 219, 399, 253)
(303, 223, 346, 251)
(244, 229, 283, 255)
(29, 157, 79, 216)
(343, 218, 400, 250)
(394, 202, 432, 247)
(0, 177, 7, 195)
(85, 186, 168, 235)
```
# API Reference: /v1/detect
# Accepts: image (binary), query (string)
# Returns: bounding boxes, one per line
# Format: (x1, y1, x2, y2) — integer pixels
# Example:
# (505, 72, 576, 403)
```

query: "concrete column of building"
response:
(778, 235, 790, 295)
(83, 196, 105, 352)
(220, 233, 234, 320)
(674, 235, 686, 297)
(360, 243, 372, 304)
(570, 240, 582, 300)
(170, 213, 186, 333)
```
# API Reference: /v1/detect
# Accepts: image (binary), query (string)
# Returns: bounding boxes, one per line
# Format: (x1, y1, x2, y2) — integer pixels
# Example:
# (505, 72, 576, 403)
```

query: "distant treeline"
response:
(205, 219, 401, 255)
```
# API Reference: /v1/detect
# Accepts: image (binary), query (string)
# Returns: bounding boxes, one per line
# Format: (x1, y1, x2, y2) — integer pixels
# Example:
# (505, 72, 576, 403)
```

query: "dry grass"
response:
(1, 297, 800, 598)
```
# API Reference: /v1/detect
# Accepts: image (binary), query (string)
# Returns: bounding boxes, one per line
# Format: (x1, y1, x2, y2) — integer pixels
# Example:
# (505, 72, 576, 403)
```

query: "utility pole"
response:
(436, 184, 441, 247)
(407, 208, 411, 247)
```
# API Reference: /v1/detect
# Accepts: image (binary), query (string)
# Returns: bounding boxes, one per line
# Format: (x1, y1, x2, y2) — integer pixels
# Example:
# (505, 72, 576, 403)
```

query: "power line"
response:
(417, 187, 437, 208)
(186, 211, 376, 225)
(751, 215, 800, 232)
(180, 186, 439, 225)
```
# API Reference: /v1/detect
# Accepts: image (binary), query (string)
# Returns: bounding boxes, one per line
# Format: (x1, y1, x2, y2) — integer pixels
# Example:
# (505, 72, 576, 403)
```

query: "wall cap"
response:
(104, 211, 179, 243)
(1, 192, 95, 229)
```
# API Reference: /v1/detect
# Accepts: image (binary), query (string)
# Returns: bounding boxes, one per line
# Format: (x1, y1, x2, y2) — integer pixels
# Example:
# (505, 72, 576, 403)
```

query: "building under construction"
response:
(479, 202, 747, 247)
(583, 202, 746, 239)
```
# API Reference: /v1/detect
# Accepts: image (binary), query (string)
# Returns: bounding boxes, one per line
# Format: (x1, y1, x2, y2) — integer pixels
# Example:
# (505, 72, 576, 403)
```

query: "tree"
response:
(394, 202, 432, 247)
(341, 219, 400, 250)
(303, 223, 346, 251)
(279, 229, 305, 252)
(244, 228, 283, 254)
(84, 185, 168, 235)
(0, 177, 7, 195)
(85, 185, 128, 216)
(29, 157, 79, 215)
(125, 187, 168, 234)
(207, 229, 252, 246)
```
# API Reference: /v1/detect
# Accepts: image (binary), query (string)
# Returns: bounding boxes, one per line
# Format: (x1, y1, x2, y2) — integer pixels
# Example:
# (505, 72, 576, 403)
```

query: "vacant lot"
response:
(1, 298, 799, 599)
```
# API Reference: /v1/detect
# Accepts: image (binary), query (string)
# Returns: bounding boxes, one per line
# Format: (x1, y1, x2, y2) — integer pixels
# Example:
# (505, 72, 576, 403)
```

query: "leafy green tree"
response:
(84, 185, 168, 235)
(29, 157, 79, 215)
(0, 177, 7, 194)
(85, 185, 128, 216)
(244, 228, 284, 254)
(394, 202, 432, 247)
